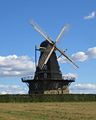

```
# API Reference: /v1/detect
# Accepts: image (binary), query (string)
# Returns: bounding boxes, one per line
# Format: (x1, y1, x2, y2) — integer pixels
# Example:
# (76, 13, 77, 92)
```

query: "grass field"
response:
(0, 102, 96, 120)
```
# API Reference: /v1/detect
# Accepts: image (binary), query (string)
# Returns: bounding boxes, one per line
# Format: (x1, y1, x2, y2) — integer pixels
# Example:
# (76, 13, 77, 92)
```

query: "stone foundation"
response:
(44, 88, 69, 94)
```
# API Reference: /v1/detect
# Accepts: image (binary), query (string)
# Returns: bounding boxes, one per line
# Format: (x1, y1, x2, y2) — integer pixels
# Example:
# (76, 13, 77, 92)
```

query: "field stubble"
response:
(0, 102, 96, 120)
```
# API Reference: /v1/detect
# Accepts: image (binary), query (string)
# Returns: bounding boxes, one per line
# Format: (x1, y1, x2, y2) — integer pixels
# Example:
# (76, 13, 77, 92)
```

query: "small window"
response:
(44, 73, 47, 79)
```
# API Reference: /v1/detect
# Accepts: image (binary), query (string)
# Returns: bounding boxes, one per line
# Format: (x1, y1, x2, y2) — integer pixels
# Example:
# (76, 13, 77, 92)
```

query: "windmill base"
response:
(22, 79, 74, 94)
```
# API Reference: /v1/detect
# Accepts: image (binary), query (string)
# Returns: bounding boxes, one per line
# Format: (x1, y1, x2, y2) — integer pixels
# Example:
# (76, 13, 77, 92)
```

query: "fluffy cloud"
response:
(70, 83, 96, 94)
(84, 11, 96, 20)
(0, 55, 35, 77)
(73, 47, 96, 62)
(58, 47, 96, 63)
(58, 56, 67, 63)
(86, 47, 96, 59)
(0, 84, 27, 94)
(1, 83, 96, 94)
(0, 47, 96, 77)
(72, 52, 88, 62)
(62, 73, 77, 80)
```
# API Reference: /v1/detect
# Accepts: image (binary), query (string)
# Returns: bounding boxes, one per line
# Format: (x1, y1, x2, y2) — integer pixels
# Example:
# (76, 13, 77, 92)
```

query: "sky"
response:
(0, 0, 96, 94)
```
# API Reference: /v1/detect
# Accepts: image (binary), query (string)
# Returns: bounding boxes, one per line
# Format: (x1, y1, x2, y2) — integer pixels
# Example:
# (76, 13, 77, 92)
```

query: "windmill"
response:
(22, 20, 78, 94)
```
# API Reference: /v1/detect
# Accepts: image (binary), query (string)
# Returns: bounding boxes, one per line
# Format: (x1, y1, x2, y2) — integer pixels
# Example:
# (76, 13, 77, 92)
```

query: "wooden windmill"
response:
(22, 20, 78, 94)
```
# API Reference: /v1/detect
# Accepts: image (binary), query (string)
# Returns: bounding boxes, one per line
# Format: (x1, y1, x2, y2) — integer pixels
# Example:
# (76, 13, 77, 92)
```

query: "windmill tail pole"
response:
(35, 45, 37, 68)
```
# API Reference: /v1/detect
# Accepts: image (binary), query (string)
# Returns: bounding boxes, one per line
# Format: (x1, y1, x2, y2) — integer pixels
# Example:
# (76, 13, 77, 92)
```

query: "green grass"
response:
(0, 102, 96, 120)
(0, 94, 96, 102)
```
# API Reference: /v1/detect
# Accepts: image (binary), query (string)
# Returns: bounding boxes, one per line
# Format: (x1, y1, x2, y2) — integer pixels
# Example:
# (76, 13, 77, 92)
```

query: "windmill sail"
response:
(42, 24, 69, 67)
(30, 20, 79, 69)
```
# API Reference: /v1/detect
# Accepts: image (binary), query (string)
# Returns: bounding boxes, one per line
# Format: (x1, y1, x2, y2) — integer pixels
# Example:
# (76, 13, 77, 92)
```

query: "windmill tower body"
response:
(35, 40, 62, 80)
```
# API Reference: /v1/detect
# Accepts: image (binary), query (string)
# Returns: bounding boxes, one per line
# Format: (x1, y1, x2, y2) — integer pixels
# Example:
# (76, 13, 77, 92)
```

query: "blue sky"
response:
(0, 0, 96, 94)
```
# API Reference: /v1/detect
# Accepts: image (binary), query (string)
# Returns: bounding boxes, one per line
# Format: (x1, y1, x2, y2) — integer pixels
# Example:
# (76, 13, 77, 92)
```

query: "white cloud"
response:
(58, 56, 67, 63)
(72, 47, 96, 62)
(84, 11, 96, 20)
(70, 83, 96, 94)
(62, 73, 77, 80)
(1, 83, 96, 94)
(0, 47, 96, 77)
(86, 47, 96, 59)
(58, 47, 96, 63)
(72, 52, 88, 62)
(0, 84, 27, 94)
(73, 83, 96, 90)
(0, 55, 35, 77)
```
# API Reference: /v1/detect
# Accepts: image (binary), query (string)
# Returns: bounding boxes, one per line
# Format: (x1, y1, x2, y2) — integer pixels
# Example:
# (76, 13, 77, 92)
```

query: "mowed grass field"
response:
(0, 102, 96, 120)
